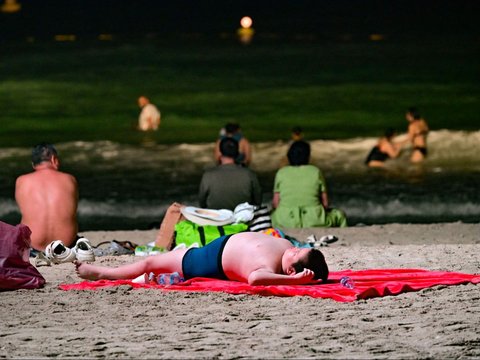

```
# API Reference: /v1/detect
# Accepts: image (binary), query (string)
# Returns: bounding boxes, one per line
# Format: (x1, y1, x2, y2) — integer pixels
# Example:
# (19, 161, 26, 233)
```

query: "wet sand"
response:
(1, 222, 479, 359)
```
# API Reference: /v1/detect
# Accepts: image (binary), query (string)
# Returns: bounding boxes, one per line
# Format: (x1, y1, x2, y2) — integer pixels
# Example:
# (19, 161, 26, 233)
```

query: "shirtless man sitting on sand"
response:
(76, 232, 329, 286)
(15, 143, 79, 251)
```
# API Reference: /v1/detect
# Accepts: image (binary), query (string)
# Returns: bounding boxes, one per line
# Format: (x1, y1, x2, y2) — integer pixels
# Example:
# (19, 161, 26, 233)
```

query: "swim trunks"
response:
(413, 146, 427, 156)
(181, 235, 231, 280)
(365, 146, 389, 164)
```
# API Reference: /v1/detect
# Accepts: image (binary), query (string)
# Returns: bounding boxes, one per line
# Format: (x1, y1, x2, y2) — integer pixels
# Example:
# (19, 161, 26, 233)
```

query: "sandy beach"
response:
(1, 222, 479, 359)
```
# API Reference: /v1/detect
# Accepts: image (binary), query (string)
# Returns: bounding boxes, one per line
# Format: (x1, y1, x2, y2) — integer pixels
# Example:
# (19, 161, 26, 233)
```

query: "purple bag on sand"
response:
(0, 221, 45, 291)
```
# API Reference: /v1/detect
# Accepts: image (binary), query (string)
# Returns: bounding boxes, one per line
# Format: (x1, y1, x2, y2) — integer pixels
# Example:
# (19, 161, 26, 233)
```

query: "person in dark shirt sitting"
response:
(200, 137, 262, 210)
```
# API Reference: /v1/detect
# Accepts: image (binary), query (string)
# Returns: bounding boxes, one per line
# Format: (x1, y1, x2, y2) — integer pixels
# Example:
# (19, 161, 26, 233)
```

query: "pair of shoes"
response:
(306, 234, 339, 248)
(43, 238, 95, 265)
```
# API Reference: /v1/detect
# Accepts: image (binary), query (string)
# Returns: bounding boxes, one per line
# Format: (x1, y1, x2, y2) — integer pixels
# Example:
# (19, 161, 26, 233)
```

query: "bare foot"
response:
(75, 261, 103, 280)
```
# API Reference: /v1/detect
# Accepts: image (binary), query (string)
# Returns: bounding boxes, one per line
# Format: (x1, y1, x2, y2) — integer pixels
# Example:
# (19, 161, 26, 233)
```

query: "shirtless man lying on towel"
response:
(76, 232, 329, 286)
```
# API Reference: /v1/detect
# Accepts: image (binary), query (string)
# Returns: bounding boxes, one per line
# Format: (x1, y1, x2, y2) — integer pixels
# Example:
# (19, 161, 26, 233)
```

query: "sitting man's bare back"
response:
(15, 143, 79, 251)
(76, 232, 329, 286)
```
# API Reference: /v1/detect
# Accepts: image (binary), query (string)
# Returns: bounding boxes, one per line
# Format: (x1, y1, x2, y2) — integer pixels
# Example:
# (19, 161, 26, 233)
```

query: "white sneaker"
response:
(74, 238, 95, 262)
(45, 240, 77, 264)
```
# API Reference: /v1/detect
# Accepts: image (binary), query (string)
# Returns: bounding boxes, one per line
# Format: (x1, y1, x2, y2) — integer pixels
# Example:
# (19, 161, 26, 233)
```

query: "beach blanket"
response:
(60, 269, 480, 302)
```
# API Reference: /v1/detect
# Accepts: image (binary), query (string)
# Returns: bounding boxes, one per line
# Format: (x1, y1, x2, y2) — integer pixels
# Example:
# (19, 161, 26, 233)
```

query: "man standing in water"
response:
(15, 143, 79, 251)
(137, 96, 161, 131)
(405, 107, 429, 163)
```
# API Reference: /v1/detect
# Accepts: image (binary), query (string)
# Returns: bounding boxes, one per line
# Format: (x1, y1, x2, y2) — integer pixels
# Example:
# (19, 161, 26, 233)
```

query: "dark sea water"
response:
(0, 130, 479, 230)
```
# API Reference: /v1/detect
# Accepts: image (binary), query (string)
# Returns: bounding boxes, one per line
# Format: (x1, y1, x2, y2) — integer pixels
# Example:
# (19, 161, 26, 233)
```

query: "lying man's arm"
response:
(248, 268, 320, 286)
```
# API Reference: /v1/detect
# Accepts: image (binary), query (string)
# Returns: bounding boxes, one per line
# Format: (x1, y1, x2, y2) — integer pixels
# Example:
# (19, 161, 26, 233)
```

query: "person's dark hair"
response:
(219, 137, 239, 159)
(287, 140, 311, 166)
(225, 123, 240, 134)
(384, 127, 396, 139)
(291, 126, 303, 135)
(292, 248, 329, 282)
(407, 107, 421, 120)
(32, 143, 58, 166)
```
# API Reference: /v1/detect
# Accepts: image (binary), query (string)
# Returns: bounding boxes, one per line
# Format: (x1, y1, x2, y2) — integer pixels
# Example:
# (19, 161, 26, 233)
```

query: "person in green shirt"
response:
(271, 140, 347, 228)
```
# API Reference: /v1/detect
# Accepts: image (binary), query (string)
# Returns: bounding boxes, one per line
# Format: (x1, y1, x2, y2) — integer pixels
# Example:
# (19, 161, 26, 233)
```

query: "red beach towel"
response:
(59, 269, 480, 302)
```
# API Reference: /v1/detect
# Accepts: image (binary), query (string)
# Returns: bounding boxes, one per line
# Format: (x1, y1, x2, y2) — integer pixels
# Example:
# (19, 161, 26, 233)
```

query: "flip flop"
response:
(74, 238, 95, 262)
(45, 240, 77, 264)
(319, 235, 339, 245)
(306, 234, 339, 247)
(112, 240, 137, 252)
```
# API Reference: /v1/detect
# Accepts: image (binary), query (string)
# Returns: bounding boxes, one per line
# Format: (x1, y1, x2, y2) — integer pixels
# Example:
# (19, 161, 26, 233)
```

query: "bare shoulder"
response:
(15, 173, 27, 183)
(15, 172, 33, 186)
(58, 171, 77, 180)
(64, 173, 78, 187)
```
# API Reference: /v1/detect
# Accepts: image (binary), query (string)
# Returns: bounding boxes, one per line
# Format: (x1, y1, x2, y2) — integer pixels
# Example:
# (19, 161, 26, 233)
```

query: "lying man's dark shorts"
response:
(181, 235, 231, 280)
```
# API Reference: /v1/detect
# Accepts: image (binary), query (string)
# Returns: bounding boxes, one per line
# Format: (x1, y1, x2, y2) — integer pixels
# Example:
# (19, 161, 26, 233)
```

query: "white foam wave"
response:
(3, 196, 479, 225)
(290, 129, 480, 173)
(3, 130, 478, 173)
(1, 130, 479, 227)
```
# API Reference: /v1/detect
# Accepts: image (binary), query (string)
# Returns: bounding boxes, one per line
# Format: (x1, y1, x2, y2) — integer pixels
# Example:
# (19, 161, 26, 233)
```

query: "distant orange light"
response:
(98, 34, 113, 41)
(240, 16, 253, 29)
(369, 34, 385, 41)
(54, 34, 76, 42)
(1, 0, 21, 13)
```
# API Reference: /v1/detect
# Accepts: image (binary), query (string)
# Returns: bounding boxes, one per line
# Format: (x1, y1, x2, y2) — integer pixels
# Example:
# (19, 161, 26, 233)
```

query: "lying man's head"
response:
(292, 248, 329, 283)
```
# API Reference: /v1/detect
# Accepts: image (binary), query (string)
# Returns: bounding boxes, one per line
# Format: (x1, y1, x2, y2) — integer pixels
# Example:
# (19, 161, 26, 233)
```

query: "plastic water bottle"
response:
(340, 276, 355, 289)
(157, 272, 184, 285)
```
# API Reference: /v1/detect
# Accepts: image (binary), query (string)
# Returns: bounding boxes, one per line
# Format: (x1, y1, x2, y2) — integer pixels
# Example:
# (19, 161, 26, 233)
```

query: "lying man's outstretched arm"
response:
(248, 268, 321, 286)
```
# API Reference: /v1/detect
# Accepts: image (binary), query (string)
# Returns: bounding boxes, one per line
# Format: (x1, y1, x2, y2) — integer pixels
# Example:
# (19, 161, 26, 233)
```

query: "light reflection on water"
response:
(0, 130, 479, 230)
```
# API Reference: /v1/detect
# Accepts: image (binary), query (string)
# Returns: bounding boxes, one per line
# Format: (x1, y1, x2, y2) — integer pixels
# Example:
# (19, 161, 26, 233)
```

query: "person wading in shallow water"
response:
(365, 128, 403, 167)
(137, 96, 161, 131)
(404, 107, 429, 163)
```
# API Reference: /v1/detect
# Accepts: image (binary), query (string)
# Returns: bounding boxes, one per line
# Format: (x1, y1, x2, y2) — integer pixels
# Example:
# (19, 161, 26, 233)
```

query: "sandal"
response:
(319, 235, 339, 245)
(93, 240, 137, 257)
(306, 234, 339, 248)
(45, 240, 77, 264)
(113, 240, 137, 252)
(34, 252, 51, 267)
(74, 238, 95, 262)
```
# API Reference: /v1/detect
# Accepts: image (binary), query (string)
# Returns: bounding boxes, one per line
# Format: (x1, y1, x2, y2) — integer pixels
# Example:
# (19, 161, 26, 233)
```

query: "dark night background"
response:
(1, 0, 479, 41)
